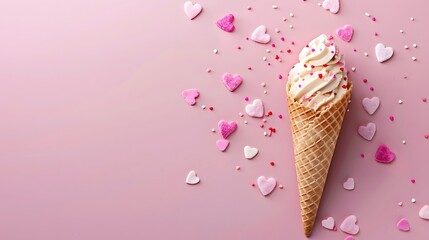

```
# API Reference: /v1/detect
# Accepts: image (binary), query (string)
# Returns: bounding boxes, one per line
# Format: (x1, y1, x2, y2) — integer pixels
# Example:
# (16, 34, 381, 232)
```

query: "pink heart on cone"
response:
(257, 176, 276, 196)
(183, 1, 202, 20)
(336, 25, 354, 42)
(358, 122, 376, 141)
(375, 144, 396, 163)
(222, 73, 243, 92)
(218, 120, 237, 139)
(362, 97, 380, 115)
(396, 218, 410, 232)
(216, 139, 230, 152)
(340, 215, 360, 235)
(181, 89, 199, 105)
(322, 0, 340, 13)
(216, 14, 235, 32)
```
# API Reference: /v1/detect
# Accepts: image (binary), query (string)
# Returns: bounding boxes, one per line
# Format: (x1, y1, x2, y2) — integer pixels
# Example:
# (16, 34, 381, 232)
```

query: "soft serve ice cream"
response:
(288, 34, 349, 111)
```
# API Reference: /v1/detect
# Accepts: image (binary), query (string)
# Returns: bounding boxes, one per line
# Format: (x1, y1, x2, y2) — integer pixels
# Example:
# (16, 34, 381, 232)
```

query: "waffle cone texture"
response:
(287, 82, 352, 237)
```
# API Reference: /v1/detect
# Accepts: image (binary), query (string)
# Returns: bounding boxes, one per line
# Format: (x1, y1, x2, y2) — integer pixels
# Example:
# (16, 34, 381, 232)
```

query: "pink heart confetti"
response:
(396, 218, 410, 232)
(336, 25, 354, 42)
(245, 99, 264, 118)
(257, 176, 276, 196)
(375, 144, 396, 163)
(322, 0, 340, 13)
(340, 215, 360, 235)
(181, 89, 199, 105)
(358, 122, 376, 141)
(344, 236, 354, 240)
(251, 25, 271, 44)
(218, 120, 238, 139)
(362, 97, 380, 115)
(216, 139, 230, 152)
(222, 73, 243, 92)
(216, 14, 235, 32)
(321, 217, 335, 230)
(183, 1, 202, 20)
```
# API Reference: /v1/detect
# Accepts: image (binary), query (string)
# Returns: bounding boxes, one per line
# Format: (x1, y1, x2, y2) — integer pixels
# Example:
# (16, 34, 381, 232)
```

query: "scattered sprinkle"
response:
(410, 17, 414, 21)
(422, 98, 427, 102)
(411, 179, 416, 183)
(261, 82, 266, 87)
(244, 97, 249, 101)
(398, 202, 403, 206)
(279, 185, 284, 189)
(370, 86, 374, 91)
(398, 100, 403, 104)
(275, 28, 280, 33)
(389, 115, 395, 121)
(270, 161, 275, 166)
(364, 52, 368, 56)
(211, 128, 215, 132)
(247, 5, 252, 10)
(239, 112, 244, 117)
(404, 45, 409, 49)
(209, 107, 214, 111)
(363, 79, 368, 83)
(412, 57, 417, 61)
(278, 114, 283, 119)
(282, 17, 287, 21)
(263, 131, 268, 136)
(264, 90, 268, 94)
(201, 105, 206, 109)
(402, 140, 406, 144)
(413, 44, 417, 48)
(262, 56, 267, 61)
(266, 49, 271, 53)
(411, 198, 416, 203)
(289, 13, 294, 17)
(400, 29, 404, 33)
(374, 32, 378, 36)
(278, 74, 283, 79)
(351, 67, 356, 72)
(272, 5, 278, 9)
(236, 165, 241, 170)
(213, 49, 218, 54)
(244, 120, 248, 124)
(372, 17, 376, 21)
(425, 134, 429, 139)
(289, 25, 293, 29)
(365, 13, 371, 17)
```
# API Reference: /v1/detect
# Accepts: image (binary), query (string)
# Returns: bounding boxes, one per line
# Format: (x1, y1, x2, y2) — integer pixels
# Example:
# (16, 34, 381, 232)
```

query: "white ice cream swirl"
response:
(288, 34, 349, 111)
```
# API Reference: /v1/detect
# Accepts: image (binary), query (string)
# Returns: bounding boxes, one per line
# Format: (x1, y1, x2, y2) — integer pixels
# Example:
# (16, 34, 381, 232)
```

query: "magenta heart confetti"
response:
(375, 144, 396, 163)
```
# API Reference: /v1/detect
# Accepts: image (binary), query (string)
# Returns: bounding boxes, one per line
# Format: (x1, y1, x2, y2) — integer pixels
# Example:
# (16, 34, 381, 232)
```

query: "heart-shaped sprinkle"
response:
(245, 99, 264, 118)
(375, 43, 394, 62)
(222, 73, 243, 92)
(358, 122, 376, 141)
(396, 218, 410, 231)
(244, 146, 259, 159)
(419, 205, 429, 220)
(183, 1, 203, 20)
(321, 217, 335, 230)
(340, 215, 360, 235)
(257, 176, 276, 196)
(251, 25, 271, 44)
(218, 120, 238, 139)
(362, 97, 380, 115)
(322, 0, 340, 13)
(343, 178, 355, 190)
(375, 144, 396, 163)
(216, 14, 235, 32)
(181, 89, 199, 105)
(336, 25, 354, 42)
(186, 170, 200, 185)
(216, 139, 230, 152)
(344, 236, 354, 240)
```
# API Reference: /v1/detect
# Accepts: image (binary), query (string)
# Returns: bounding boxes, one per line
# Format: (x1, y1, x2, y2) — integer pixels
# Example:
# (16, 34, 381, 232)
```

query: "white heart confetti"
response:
(251, 25, 271, 44)
(343, 178, 355, 190)
(257, 176, 276, 196)
(419, 205, 429, 220)
(183, 1, 202, 20)
(185, 170, 200, 185)
(321, 217, 335, 230)
(244, 146, 259, 159)
(322, 0, 340, 14)
(375, 43, 394, 63)
(340, 215, 360, 235)
(245, 99, 264, 118)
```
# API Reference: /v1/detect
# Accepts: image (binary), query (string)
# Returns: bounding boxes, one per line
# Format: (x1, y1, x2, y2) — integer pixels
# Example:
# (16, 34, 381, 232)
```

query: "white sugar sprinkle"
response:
(410, 17, 414, 21)
(213, 49, 218, 54)
(244, 120, 248, 124)
(264, 90, 267, 94)
(202, 105, 206, 109)
(263, 131, 268, 136)
(404, 45, 409, 49)
(398, 202, 403, 206)
(318, 3, 322, 7)
(413, 44, 417, 48)
(272, 5, 278, 9)
(412, 57, 417, 61)
(402, 140, 406, 144)
(206, 68, 211, 73)
(398, 99, 403, 104)
(236, 166, 240, 170)
(266, 49, 271, 53)
(289, 13, 294, 17)
(351, 67, 356, 72)
(275, 28, 280, 33)
(262, 57, 267, 61)
(289, 25, 293, 29)
(282, 17, 287, 21)
(400, 29, 404, 33)
(211, 128, 215, 132)
(411, 198, 416, 203)
(364, 52, 369, 56)
(365, 13, 371, 17)
(261, 83, 266, 87)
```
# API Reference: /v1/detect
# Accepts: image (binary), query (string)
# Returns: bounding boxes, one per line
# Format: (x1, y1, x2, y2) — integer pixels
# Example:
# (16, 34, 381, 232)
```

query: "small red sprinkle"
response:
(251, 183, 255, 187)
(389, 115, 395, 121)
(370, 86, 374, 91)
(411, 179, 416, 183)
(424, 134, 429, 139)
(209, 107, 214, 111)
(304, 64, 307, 68)
(422, 98, 427, 102)
(245, 97, 249, 101)
(363, 79, 368, 83)
(246, 37, 249, 40)
(268, 63, 271, 66)
(323, 64, 328, 67)
(272, 44, 276, 48)
(268, 127, 273, 131)
(248, 67, 252, 70)
(275, 55, 280, 60)
(278, 114, 283, 119)
(291, 41, 295, 45)
(270, 162, 275, 166)
(374, 32, 378, 36)
(311, 65, 315, 69)
(280, 37, 285, 41)
(360, 153, 365, 158)
(353, 49, 357, 52)
(342, 85, 347, 89)
(278, 74, 283, 79)
(271, 128, 276, 133)
(340, 68, 344, 71)
(268, 111, 273, 115)
(372, 17, 376, 21)
(318, 74, 323, 79)
(237, 46, 241, 50)
(287, 49, 292, 53)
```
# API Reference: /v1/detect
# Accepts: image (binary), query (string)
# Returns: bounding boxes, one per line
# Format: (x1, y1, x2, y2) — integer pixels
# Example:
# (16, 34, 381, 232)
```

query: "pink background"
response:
(0, 0, 428, 239)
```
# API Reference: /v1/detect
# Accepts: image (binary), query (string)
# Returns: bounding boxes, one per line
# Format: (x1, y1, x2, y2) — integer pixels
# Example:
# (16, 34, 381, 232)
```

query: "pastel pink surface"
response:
(216, 14, 235, 32)
(257, 176, 277, 196)
(222, 73, 243, 91)
(1, 0, 429, 240)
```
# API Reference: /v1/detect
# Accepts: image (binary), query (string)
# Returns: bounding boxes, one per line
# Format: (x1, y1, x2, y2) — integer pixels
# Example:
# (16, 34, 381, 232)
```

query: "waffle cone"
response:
(287, 82, 352, 237)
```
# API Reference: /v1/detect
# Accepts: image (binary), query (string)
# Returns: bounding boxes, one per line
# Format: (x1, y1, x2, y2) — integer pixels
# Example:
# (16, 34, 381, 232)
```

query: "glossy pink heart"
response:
(215, 139, 229, 152)
(181, 89, 199, 105)
(216, 14, 235, 32)
(340, 215, 360, 235)
(358, 122, 376, 141)
(222, 73, 243, 92)
(336, 25, 354, 42)
(322, 0, 340, 13)
(218, 120, 237, 139)
(396, 218, 410, 232)
(257, 176, 276, 196)
(375, 144, 396, 163)
(362, 97, 380, 115)
(183, 1, 202, 20)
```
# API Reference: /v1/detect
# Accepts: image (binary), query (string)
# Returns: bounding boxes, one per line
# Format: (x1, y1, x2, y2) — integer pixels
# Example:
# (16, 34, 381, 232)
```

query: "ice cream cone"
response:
(287, 81, 352, 237)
